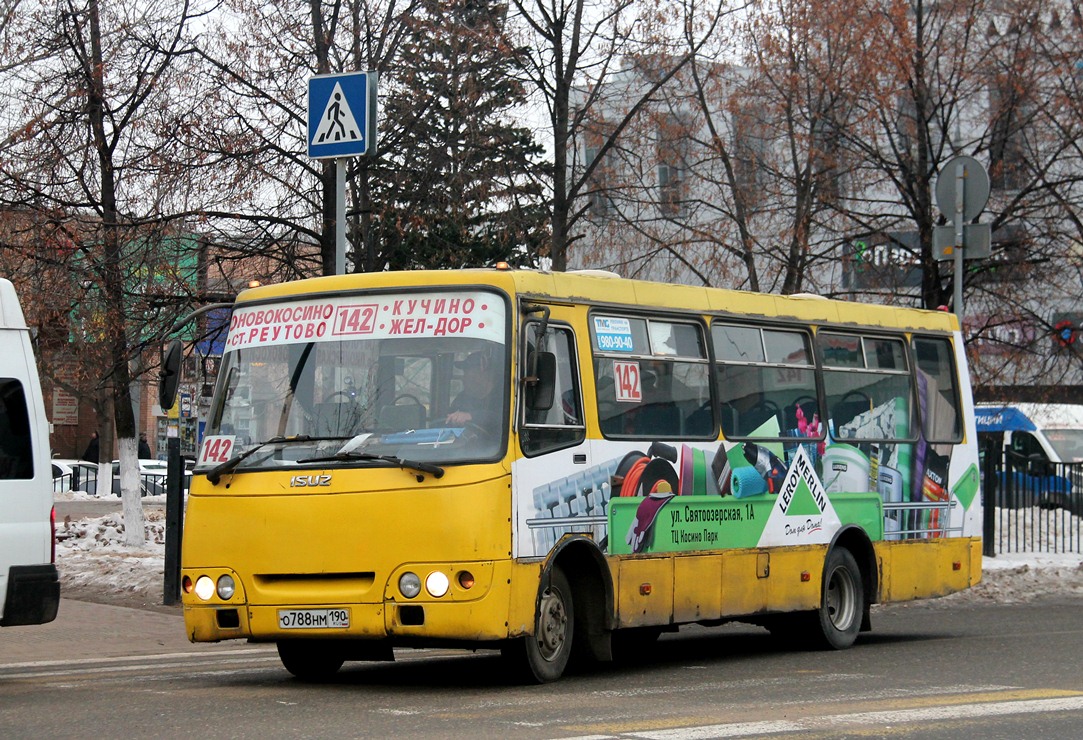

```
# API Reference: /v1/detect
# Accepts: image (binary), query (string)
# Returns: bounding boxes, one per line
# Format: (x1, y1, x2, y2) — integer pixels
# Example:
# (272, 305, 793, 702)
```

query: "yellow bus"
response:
(178, 267, 981, 682)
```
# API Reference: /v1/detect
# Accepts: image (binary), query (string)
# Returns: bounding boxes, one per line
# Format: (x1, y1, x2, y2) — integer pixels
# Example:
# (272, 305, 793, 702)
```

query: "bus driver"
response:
(446, 351, 497, 429)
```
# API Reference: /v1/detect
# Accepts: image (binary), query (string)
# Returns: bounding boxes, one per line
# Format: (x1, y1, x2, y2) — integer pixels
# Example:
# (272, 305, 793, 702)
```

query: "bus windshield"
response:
(200, 289, 508, 470)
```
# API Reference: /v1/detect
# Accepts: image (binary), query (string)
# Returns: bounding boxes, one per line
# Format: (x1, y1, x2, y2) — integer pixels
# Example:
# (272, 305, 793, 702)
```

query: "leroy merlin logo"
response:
(758, 446, 841, 548)
(776, 452, 826, 517)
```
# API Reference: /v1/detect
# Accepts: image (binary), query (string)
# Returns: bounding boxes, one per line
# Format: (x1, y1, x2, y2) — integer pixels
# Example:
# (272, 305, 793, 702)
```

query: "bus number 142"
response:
(613, 361, 642, 403)
(334, 304, 378, 336)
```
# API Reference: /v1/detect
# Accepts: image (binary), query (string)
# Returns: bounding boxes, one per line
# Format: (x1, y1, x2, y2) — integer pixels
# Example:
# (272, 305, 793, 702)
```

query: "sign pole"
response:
(157, 304, 232, 607)
(336, 157, 347, 275)
(954, 163, 965, 316)
(307, 71, 377, 278)
(163, 425, 182, 605)
(934, 155, 989, 313)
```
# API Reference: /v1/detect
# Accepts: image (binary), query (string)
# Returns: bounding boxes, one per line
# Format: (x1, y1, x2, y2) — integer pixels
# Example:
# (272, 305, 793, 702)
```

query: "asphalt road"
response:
(2, 595, 1083, 738)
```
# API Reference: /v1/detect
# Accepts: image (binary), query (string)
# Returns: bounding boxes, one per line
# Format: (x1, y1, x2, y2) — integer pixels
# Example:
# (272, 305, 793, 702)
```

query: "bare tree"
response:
(575, 0, 875, 293)
(504, 0, 738, 271)
(0, 0, 210, 544)
(562, 58, 757, 288)
(188, 0, 424, 277)
(826, 0, 1083, 391)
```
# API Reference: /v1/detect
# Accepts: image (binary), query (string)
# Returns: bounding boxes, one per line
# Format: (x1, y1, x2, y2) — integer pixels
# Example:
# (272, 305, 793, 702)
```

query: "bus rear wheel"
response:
(277, 639, 345, 681)
(503, 568, 574, 683)
(813, 547, 863, 650)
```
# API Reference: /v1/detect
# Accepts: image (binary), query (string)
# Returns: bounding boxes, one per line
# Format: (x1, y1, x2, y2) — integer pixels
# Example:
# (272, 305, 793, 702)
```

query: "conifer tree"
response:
(367, 0, 547, 270)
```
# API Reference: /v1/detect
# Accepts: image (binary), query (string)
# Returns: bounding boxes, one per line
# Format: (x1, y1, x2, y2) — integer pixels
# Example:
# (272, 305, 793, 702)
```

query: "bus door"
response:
(512, 305, 590, 559)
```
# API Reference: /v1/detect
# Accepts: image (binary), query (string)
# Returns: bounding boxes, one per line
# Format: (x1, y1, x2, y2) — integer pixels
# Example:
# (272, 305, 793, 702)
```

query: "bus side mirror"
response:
(526, 351, 556, 412)
(159, 339, 183, 411)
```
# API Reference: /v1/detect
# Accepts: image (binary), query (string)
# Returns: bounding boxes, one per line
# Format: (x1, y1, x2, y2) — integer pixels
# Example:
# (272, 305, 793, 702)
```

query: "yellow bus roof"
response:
(235, 268, 959, 334)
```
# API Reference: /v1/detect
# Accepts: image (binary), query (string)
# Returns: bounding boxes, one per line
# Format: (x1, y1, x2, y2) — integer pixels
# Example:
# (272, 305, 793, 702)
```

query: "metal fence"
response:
(53, 466, 183, 497)
(982, 444, 1083, 554)
(53, 464, 91, 494)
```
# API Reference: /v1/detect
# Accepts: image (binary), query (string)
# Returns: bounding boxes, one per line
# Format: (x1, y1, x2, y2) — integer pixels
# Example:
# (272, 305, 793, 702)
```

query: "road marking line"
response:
(605, 695, 1083, 739)
(0, 647, 275, 670)
(0, 643, 454, 672)
(4, 655, 282, 681)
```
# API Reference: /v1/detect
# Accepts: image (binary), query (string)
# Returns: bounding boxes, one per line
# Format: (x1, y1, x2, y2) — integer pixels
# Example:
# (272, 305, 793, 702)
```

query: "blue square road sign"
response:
(307, 71, 378, 159)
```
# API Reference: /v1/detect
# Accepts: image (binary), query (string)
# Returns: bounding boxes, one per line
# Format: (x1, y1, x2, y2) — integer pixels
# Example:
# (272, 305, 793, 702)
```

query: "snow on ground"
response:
(958, 552, 1083, 603)
(53, 493, 1083, 609)
(56, 510, 168, 605)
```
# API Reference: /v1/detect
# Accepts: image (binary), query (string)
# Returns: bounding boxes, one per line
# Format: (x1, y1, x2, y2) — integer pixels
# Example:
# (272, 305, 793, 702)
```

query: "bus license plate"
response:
(278, 608, 350, 630)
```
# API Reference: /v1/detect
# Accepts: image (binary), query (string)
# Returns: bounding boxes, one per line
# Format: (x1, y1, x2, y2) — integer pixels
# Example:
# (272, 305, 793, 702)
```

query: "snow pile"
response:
(56, 512, 168, 601)
(54, 513, 1083, 608)
(952, 552, 1083, 604)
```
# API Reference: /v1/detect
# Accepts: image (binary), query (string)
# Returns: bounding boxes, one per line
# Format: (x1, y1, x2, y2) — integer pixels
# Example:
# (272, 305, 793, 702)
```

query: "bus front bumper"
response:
(182, 560, 522, 645)
(184, 599, 513, 644)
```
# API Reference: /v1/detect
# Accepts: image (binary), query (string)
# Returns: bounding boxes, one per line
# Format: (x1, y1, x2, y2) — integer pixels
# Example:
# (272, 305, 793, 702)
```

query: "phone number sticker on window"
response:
(594, 316, 635, 352)
(278, 608, 351, 629)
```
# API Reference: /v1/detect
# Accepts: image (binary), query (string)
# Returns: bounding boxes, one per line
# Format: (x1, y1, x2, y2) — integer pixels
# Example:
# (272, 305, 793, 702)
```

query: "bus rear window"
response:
(912, 336, 962, 443)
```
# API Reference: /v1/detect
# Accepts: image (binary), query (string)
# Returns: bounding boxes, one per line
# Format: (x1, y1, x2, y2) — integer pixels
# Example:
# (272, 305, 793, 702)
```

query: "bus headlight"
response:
(399, 572, 421, 599)
(426, 571, 450, 598)
(194, 576, 215, 601)
(216, 574, 236, 600)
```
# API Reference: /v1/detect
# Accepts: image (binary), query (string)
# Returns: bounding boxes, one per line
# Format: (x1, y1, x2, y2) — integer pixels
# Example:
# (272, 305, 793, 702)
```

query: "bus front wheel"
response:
(277, 639, 345, 681)
(503, 568, 574, 683)
(813, 547, 863, 650)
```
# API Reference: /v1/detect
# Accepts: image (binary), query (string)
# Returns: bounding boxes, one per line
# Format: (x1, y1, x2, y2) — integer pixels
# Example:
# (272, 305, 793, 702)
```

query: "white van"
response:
(975, 402, 1083, 463)
(975, 402, 1083, 512)
(0, 278, 59, 627)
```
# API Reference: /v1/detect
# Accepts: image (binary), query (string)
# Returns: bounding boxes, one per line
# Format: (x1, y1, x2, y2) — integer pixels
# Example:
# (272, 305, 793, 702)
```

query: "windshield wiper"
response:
(297, 451, 445, 482)
(207, 434, 313, 485)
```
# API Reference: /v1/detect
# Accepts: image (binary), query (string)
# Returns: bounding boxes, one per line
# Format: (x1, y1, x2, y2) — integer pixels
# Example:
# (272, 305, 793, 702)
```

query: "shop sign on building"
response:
(51, 386, 79, 425)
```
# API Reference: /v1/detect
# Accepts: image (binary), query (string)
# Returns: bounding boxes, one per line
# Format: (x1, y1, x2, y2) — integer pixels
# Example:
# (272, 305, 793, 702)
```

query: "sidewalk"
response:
(0, 598, 265, 665)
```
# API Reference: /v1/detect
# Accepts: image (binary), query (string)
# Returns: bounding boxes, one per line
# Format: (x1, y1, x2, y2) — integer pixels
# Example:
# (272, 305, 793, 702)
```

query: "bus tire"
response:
(503, 568, 574, 683)
(277, 639, 345, 681)
(813, 547, 863, 650)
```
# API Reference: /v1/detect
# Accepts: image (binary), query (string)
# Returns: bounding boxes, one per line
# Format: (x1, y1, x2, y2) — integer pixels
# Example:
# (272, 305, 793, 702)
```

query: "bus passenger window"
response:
(820, 332, 913, 442)
(740, 398, 781, 434)
(634, 361, 680, 435)
(712, 324, 818, 440)
(912, 337, 962, 443)
(521, 325, 584, 456)
(593, 316, 711, 440)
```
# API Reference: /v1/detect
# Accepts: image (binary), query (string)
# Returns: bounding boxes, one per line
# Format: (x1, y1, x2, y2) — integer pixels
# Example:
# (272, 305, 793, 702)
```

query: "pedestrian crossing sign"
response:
(307, 71, 377, 159)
